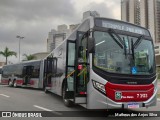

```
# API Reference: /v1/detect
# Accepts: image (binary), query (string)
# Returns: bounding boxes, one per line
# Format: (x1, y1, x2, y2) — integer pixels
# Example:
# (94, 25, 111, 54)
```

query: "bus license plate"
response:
(128, 103, 139, 108)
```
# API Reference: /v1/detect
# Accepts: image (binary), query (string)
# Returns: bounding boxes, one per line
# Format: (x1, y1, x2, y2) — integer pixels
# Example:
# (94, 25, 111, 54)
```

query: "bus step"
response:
(46, 87, 51, 90)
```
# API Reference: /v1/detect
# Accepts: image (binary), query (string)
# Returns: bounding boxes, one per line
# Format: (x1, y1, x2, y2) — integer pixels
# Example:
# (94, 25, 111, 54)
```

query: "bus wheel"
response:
(44, 87, 49, 94)
(62, 83, 73, 107)
(13, 80, 17, 88)
(8, 80, 13, 87)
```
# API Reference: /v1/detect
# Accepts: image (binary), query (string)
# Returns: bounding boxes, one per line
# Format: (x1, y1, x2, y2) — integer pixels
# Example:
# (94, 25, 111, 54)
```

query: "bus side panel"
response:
(56, 41, 67, 96)
(39, 60, 44, 88)
(1, 78, 9, 85)
(28, 78, 40, 88)
(0, 67, 2, 84)
(48, 40, 67, 96)
(87, 67, 108, 109)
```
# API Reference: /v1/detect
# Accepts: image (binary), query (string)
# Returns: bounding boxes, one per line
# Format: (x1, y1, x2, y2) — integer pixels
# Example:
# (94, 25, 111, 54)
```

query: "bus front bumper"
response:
(106, 88, 158, 109)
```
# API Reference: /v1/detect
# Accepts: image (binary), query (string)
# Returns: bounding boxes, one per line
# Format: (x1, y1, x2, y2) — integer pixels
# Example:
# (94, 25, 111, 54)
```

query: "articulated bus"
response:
(1, 17, 157, 109)
(1, 60, 43, 88)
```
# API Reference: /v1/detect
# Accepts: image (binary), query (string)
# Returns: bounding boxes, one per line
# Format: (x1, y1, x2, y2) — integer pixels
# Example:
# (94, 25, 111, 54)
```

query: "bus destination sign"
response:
(95, 19, 150, 36)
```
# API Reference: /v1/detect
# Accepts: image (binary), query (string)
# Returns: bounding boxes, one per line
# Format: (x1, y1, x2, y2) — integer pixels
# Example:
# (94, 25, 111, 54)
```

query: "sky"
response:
(0, 0, 121, 64)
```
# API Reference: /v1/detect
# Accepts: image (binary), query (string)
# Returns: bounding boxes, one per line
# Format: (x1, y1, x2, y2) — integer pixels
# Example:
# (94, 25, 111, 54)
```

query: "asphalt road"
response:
(0, 85, 160, 120)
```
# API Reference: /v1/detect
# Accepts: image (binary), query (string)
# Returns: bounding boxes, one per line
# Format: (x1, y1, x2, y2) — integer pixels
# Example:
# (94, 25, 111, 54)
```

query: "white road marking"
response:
(33, 105, 62, 116)
(40, 91, 45, 93)
(33, 105, 53, 111)
(0, 94, 10, 98)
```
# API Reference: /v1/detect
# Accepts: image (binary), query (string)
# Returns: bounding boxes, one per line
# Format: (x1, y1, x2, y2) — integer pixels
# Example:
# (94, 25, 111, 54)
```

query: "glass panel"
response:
(68, 43, 75, 66)
(93, 31, 155, 75)
(67, 67, 74, 91)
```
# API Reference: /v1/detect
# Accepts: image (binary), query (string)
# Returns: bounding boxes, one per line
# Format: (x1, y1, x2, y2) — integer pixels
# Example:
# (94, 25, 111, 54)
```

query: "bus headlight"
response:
(92, 80, 105, 94)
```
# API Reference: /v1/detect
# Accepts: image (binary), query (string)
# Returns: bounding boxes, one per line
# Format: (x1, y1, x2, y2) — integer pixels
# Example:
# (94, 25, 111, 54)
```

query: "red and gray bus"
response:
(1, 60, 43, 88)
(1, 17, 157, 109)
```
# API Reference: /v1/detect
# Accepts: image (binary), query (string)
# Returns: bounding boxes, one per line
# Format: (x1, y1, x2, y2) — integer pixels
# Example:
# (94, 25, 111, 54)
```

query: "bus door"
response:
(22, 66, 34, 85)
(65, 32, 89, 104)
(65, 41, 76, 100)
(74, 31, 89, 104)
(44, 57, 57, 88)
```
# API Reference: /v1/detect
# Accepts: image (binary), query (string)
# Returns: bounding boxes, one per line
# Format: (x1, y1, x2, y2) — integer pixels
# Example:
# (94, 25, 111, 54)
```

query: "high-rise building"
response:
(121, 0, 140, 25)
(47, 29, 56, 52)
(155, 0, 160, 43)
(46, 24, 78, 52)
(121, 0, 160, 44)
(121, 0, 129, 22)
(82, 11, 100, 20)
(140, 0, 148, 28)
(46, 25, 68, 52)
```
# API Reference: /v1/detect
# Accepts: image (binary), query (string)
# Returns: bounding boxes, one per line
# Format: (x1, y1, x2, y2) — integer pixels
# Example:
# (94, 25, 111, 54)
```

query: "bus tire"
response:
(13, 80, 17, 88)
(44, 87, 49, 94)
(8, 80, 13, 87)
(62, 82, 73, 107)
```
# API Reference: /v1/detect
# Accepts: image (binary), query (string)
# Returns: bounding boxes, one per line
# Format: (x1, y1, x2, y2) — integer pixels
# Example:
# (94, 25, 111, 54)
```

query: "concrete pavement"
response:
(0, 85, 160, 119)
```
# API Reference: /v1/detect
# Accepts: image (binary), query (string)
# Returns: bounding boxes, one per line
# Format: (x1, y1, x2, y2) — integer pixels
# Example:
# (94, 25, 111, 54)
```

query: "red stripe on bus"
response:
(1, 79, 9, 84)
(105, 82, 154, 102)
(106, 82, 154, 90)
(16, 80, 23, 84)
(79, 92, 87, 95)
(30, 80, 34, 85)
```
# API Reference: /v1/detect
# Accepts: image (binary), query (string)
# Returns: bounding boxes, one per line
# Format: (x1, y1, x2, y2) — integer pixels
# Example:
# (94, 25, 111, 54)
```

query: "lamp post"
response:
(16, 35, 24, 62)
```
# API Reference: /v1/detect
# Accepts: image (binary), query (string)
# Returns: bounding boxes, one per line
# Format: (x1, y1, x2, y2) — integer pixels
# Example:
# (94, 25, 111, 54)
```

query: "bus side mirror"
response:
(88, 37, 95, 53)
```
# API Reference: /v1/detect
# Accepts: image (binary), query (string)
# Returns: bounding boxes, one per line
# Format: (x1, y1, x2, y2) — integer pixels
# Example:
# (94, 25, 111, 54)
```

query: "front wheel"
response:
(62, 82, 74, 107)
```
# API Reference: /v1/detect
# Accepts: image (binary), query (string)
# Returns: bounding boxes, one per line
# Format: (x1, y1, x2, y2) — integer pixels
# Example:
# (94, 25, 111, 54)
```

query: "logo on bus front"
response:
(115, 92, 122, 100)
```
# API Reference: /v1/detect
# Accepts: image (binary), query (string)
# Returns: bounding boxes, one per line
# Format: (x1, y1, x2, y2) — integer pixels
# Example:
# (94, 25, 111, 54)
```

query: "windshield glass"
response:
(93, 31, 155, 75)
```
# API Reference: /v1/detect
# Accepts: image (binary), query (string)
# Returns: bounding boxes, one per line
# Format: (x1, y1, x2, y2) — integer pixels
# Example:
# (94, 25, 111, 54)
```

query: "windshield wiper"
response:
(108, 29, 124, 49)
(123, 37, 127, 58)
(131, 38, 135, 60)
(133, 35, 144, 49)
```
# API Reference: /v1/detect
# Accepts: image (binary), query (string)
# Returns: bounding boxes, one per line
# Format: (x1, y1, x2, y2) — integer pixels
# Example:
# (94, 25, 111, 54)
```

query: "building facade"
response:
(47, 25, 69, 52)
(155, 43, 160, 66)
(46, 24, 79, 52)
(121, 0, 140, 25)
(121, 0, 160, 44)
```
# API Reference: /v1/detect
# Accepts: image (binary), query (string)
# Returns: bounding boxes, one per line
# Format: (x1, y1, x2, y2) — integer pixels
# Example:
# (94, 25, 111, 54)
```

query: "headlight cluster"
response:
(92, 80, 106, 94)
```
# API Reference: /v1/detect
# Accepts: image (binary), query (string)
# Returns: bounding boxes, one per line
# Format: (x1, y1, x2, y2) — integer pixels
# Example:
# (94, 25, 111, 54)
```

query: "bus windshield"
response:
(93, 31, 155, 75)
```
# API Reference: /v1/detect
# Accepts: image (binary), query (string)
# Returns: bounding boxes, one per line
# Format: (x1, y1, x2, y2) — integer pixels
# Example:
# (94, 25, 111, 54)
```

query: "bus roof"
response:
(2, 59, 41, 68)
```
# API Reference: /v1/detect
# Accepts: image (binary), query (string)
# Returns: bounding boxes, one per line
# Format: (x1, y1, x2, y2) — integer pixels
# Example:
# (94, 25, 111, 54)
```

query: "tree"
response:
(23, 54, 36, 61)
(0, 47, 17, 65)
